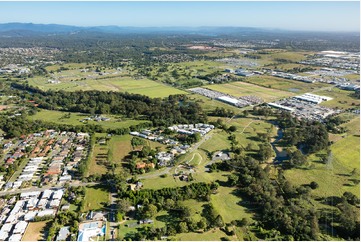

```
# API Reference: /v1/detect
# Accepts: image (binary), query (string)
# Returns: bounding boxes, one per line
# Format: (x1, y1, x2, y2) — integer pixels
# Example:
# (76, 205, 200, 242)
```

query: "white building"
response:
(8, 234, 22, 242)
(13, 221, 28, 234)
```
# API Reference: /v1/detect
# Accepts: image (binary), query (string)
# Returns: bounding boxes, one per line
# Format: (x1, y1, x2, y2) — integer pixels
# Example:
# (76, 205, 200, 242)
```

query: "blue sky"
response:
(0, 1, 359, 31)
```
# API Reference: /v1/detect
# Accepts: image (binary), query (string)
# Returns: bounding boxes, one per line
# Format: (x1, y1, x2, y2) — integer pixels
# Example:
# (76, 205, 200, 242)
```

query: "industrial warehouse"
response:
(268, 93, 339, 122)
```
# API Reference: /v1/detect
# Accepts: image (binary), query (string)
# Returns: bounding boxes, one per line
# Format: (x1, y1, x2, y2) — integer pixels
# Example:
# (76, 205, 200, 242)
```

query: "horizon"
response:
(0, 22, 360, 34)
(0, 1, 359, 32)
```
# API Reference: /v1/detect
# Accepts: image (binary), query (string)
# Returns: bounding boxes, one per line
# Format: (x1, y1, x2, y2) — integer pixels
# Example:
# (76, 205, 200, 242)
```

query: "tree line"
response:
(12, 82, 207, 127)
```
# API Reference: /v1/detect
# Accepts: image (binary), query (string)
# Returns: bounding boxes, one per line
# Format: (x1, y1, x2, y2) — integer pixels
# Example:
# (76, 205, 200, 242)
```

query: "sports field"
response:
(205, 81, 293, 102)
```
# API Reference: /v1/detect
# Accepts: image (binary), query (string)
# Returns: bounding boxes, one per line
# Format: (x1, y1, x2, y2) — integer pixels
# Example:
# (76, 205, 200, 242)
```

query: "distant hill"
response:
(0, 22, 358, 38)
(0, 22, 278, 35)
(0, 22, 82, 33)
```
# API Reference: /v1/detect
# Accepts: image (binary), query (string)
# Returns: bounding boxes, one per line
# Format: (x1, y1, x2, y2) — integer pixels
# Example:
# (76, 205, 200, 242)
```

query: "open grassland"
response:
(344, 74, 360, 80)
(205, 81, 294, 102)
(285, 115, 360, 198)
(22, 221, 48, 241)
(108, 135, 133, 164)
(245, 76, 329, 93)
(199, 131, 231, 153)
(26, 76, 186, 98)
(206, 116, 276, 152)
(175, 229, 231, 241)
(253, 50, 313, 64)
(28, 109, 149, 129)
(188, 93, 243, 114)
(82, 186, 110, 212)
(284, 154, 360, 198)
(314, 88, 360, 110)
(211, 186, 254, 223)
(45, 63, 90, 72)
(176, 61, 227, 75)
(331, 116, 360, 171)
(88, 144, 108, 176)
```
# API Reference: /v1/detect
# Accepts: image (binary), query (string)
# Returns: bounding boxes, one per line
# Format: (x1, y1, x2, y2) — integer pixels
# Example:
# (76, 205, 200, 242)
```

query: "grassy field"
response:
(28, 109, 149, 130)
(26, 76, 186, 98)
(314, 88, 360, 110)
(118, 211, 168, 240)
(188, 93, 243, 114)
(175, 228, 231, 241)
(82, 186, 110, 212)
(284, 116, 360, 198)
(245, 76, 329, 93)
(88, 144, 108, 176)
(205, 81, 294, 102)
(211, 186, 254, 224)
(22, 221, 48, 241)
(199, 131, 231, 153)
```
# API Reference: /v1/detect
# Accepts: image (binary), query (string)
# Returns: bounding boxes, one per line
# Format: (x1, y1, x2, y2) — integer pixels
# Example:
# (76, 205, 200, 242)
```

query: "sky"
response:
(0, 1, 359, 32)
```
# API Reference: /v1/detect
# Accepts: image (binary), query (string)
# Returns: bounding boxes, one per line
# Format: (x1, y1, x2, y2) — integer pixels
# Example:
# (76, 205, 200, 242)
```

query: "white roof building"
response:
(0, 231, 8, 241)
(8, 234, 22, 241)
(26, 198, 39, 210)
(217, 96, 240, 106)
(49, 199, 61, 208)
(0, 223, 13, 233)
(12, 181, 22, 188)
(24, 211, 38, 221)
(13, 221, 28, 234)
(41, 189, 52, 199)
(5, 214, 17, 224)
(37, 199, 48, 209)
(52, 190, 64, 200)
(37, 209, 55, 217)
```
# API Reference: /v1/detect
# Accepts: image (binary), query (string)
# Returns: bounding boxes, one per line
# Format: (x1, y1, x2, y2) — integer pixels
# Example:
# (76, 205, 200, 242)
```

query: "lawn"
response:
(22, 221, 49, 241)
(205, 81, 294, 102)
(82, 186, 110, 212)
(199, 131, 231, 153)
(28, 109, 149, 130)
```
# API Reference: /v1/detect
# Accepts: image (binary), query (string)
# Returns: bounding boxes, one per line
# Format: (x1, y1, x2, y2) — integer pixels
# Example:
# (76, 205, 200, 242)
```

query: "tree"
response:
(214, 215, 225, 228)
(117, 199, 132, 213)
(309, 181, 319, 190)
(228, 174, 239, 186)
(143, 204, 158, 218)
(178, 222, 189, 233)
(164, 199, 175, 210)
(197, 218, 207, 231)
(228, 125, 237, 132)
